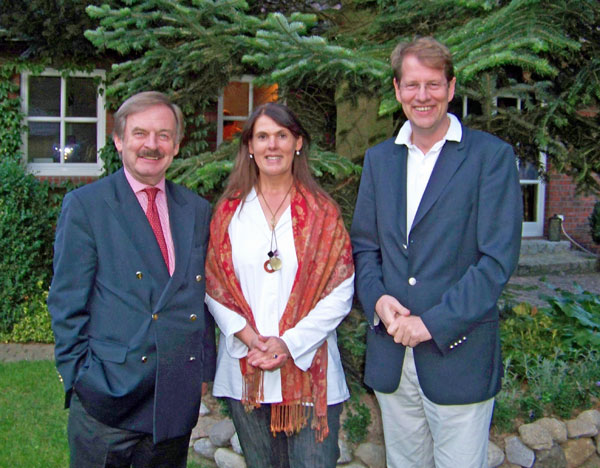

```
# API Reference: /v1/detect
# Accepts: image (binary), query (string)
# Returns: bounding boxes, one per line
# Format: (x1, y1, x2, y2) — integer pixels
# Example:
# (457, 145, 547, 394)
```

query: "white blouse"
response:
(206, 188, 353, 404)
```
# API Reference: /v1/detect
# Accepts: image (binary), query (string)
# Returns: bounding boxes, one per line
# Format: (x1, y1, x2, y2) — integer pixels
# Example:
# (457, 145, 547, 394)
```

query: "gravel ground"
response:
(506, 271, 599, 307)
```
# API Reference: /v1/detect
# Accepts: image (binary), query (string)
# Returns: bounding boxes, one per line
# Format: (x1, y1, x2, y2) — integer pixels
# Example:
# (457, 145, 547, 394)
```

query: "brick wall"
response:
(38, 175, 98, 186)
(545, 168, 600, 253)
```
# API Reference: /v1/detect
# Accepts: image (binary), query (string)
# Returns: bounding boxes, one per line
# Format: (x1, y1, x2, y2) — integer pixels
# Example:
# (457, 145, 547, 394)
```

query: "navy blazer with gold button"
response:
(351, 125, 522, 405)
(48, 168, 216, 443)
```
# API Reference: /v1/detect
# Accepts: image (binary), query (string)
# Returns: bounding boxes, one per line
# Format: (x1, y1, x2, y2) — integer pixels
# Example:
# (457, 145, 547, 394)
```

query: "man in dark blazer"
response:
(48, 91, 216, 468)
(351, 38, 522, 467)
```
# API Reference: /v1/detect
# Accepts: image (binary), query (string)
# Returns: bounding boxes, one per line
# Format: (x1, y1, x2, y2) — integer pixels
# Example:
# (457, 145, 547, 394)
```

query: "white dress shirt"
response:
(395, 113, 462, 241)
(206, 188, 353, 404)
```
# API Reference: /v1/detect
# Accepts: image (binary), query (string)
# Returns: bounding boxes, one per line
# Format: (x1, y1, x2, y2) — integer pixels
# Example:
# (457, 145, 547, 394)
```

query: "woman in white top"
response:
(205, 102, 354, 468)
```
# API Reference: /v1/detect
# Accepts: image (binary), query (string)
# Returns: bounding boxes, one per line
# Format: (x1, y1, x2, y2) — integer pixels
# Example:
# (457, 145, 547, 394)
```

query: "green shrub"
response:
(98, 143, 122, 178)
(500, 302, 565, 376)
(496, 284, 600, 431)
(2, 281, 54, 343)
(0, 160, 59, 334)
(541, 283, 600, 350)
(337, 308, 368, 393)
(589, 200, 600, 244)
(342, 393, 372, 445)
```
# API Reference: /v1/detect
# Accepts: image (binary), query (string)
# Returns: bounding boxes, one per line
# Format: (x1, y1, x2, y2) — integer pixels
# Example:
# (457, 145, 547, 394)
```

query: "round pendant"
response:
(264, 259, 275, 273)
(269, 256, 282, 271)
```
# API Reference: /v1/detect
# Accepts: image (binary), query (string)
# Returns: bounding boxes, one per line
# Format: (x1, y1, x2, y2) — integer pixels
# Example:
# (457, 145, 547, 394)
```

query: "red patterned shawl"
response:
(206, 183, 354, 441)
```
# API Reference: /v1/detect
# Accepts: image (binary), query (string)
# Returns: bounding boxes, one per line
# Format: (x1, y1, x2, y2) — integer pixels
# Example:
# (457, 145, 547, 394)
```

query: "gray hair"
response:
(113, 91, 185, 144)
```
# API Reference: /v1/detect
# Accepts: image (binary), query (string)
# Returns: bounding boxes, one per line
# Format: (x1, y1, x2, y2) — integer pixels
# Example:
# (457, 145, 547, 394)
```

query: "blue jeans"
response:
(226, 398, 342, 468)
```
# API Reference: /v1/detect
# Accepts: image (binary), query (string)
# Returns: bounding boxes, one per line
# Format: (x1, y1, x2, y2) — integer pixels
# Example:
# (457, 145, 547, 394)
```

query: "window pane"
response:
(64, 123, 97, 163)
(521, 184, 537, 222)
(66, 77, 97, 117)
(223, 82, 250, 117)
(28, 122, 61, 163)
(28, 76, 60, 117)
(253, 84, 278, 107)
(223, 120, 245, 142)
(519, 161, 539, 180)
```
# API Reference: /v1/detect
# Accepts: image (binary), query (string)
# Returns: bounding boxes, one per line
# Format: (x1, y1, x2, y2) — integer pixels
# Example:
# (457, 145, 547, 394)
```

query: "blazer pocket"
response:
(89, 337, 128, 363)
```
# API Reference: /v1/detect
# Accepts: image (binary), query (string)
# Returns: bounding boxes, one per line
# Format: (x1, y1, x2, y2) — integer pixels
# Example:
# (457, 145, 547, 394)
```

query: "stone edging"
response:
(189, 406, 600, 468)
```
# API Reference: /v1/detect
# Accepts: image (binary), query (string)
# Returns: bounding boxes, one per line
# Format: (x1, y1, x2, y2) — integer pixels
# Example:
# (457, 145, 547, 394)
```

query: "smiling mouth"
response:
(138, 150, 164, 161)
(414, 106, 433, 112)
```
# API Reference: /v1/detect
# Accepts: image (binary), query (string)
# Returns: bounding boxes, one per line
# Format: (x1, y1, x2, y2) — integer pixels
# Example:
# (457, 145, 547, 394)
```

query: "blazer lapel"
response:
(393, 144, 409, 245)
(155, 181, 195, 310)
(411, 138, 466, 231)
(104, 169, 170, 286)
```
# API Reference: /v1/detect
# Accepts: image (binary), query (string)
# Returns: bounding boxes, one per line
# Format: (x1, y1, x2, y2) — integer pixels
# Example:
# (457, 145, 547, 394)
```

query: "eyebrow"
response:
(131, 126, 174, 135)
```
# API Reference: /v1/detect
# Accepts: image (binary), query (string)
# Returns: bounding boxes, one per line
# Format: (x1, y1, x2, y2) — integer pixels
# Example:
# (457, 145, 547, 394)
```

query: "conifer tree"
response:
(11, 0, 597, 191)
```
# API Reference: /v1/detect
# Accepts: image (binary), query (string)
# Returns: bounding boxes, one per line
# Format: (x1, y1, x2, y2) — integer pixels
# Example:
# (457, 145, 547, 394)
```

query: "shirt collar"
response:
(395, 113, 462, 148)
(123, 167, 166, 194)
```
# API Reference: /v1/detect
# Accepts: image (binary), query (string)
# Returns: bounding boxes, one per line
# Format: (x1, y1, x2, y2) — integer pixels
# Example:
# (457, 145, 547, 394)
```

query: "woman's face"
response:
(248, 115, 303, 181)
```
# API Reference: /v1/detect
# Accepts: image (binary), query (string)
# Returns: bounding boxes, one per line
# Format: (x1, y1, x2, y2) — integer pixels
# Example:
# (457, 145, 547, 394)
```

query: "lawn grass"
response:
(0, 360, 212, 468)
(0, 360, 68, 467)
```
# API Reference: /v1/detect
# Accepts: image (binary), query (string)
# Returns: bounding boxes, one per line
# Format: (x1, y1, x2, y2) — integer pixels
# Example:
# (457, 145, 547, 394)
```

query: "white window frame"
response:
(459, 95, 546, 237)
(216, 74, 255, 147)
(21, 68, 106, 177)
(519, 153, 547, 237)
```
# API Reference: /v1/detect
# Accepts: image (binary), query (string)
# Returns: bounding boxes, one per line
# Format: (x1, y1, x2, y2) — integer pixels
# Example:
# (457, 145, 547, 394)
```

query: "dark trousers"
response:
(227, 398, 342, 468)
(67, 392, 191, 468)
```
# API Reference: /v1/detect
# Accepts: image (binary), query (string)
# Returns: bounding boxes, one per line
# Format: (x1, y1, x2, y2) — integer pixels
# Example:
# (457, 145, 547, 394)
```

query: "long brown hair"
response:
(220, 102, 335, 209)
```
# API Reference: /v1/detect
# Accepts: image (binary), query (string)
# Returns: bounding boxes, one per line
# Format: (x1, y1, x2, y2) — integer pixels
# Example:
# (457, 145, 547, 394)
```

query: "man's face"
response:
(113, 104, 180, 186)
(394, 54, 456, 140)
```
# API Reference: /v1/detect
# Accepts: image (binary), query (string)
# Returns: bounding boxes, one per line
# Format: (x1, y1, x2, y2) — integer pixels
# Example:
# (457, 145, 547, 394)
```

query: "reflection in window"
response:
(62, 123, 97, 163)
(28, 122, 60, 163)
(518, 160, 539, 180)
(217, 77, 278, 146)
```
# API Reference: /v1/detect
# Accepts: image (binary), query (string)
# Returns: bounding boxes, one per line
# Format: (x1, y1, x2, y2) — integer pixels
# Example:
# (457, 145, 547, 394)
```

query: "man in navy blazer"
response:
(48, 91, 216, 468)
(351, 38, 522, 467)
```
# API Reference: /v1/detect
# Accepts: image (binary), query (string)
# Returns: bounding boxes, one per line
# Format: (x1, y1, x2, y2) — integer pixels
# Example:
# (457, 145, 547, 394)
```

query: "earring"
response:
(295, 150, 301, 156)
(249, 153, 254, 159)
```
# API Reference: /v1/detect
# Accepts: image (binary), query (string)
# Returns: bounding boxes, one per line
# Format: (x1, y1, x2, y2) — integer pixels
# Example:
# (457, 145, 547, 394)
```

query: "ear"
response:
(295, 136, 303, 152)
(113, 134, 123, 153)
(248, 140, 254, 154)
(447, 77, 456, 103)
(393, 77, 402, 103)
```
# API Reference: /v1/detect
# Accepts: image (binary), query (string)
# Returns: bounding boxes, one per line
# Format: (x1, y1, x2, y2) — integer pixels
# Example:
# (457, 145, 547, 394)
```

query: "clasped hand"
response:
(247, 335, 290, 371)
(375, 295, 432, 348)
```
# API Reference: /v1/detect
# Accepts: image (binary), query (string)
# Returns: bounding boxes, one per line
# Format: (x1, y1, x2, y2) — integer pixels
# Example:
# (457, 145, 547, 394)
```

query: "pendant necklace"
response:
(259, 183, 293, 273)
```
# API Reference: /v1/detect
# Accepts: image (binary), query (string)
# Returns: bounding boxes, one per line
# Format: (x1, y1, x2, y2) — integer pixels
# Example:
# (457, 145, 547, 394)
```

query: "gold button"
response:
(195, 274, 203, 282)
(136, 271, 143, 279)
(141, 356, 148, 363)
(189, 314, 197, 321)
(152, 313, 159, 321)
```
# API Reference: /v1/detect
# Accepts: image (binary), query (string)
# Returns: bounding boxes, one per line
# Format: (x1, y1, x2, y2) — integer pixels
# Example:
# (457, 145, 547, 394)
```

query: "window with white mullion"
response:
(21, 68, 106, 176)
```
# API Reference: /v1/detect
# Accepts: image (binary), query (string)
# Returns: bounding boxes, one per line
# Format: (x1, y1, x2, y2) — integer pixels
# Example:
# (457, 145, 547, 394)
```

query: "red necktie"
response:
(143, 187, 169, 268)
